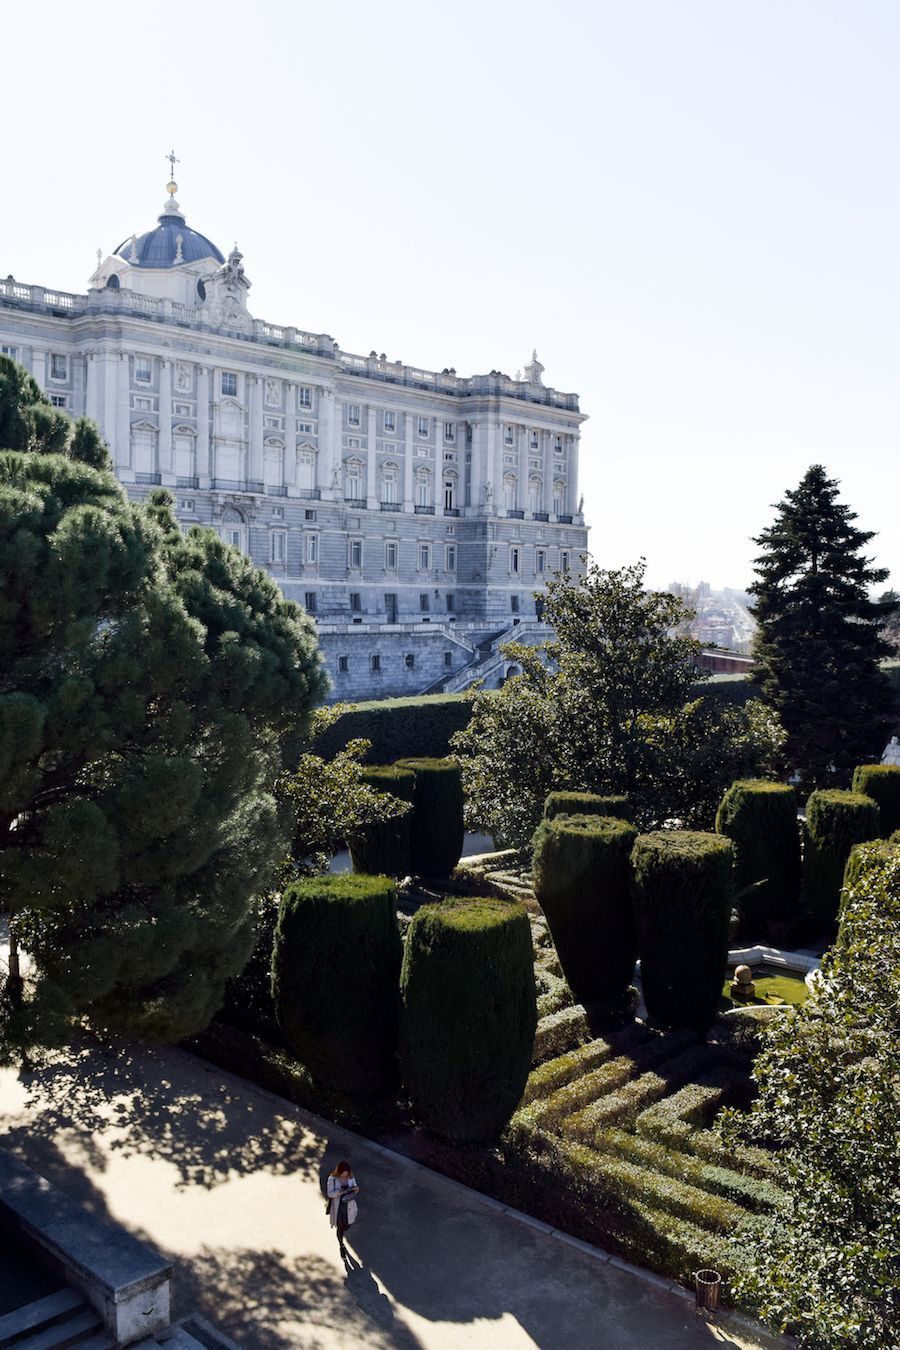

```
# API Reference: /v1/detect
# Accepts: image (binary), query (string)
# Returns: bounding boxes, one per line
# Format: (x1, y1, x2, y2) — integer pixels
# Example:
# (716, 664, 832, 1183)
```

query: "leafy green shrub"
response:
(532, 1003, 595, 1063)
(803, 789, 880, 930)
(312, 694, 473, 763)
(347, 765, 415, 877)
(631, 831, 735, 1032)
(714, 779, 800, 927)
(271, 874, 401, 1096)
(532, 814, 639, 1014)
(399, 897, 536, 1140)
(543, 791, 633, 822)
(395, 756, 464, 877)
(839, 838, 900, 936)
(851, 764, 900, 837)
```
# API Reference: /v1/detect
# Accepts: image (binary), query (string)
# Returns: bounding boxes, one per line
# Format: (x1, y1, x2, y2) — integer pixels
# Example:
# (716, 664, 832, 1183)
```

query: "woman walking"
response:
(326, 1160, 359, 1260)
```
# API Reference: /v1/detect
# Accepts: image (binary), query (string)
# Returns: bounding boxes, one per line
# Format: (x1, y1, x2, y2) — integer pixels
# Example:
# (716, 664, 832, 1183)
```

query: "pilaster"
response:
(197, 366, 211, 487)
(115, 353, 130, 471)
(403, 412, 414, 511)
(159, 359, 173, 480)
(248, 375, 263, 483)
(366, 406, 378, 507)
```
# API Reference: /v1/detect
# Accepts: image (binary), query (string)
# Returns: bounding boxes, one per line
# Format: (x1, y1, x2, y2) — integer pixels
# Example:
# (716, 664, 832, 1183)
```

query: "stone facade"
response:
(0, 184, 588, 698)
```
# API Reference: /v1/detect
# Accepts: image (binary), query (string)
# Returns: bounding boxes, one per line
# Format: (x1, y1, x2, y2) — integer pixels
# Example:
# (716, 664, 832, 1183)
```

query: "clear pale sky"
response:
(4, 1, 898, 592)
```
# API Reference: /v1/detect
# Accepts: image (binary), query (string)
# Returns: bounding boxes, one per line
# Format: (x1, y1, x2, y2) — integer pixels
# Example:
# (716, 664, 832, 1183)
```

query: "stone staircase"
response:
(0, 1289, 112, 1349)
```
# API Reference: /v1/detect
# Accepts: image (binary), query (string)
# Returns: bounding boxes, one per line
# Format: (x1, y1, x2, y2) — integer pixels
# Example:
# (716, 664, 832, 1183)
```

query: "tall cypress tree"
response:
(749, 465, 895, 788)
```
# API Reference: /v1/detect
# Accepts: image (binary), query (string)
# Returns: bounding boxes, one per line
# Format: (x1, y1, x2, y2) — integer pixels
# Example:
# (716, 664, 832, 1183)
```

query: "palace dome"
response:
(113, 196, 224, 270)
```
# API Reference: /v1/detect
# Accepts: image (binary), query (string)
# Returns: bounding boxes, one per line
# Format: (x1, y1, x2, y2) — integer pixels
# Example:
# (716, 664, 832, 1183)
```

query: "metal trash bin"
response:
(694, 1269, 722, 1312)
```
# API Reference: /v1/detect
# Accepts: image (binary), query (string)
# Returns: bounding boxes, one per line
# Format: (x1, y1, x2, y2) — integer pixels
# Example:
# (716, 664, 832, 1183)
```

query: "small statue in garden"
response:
(881, 735, 900, 766)
(731, 964, 756, 1001)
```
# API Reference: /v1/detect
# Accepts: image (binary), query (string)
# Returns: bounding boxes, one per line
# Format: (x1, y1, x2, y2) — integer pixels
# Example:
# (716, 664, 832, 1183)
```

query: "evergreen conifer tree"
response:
(749, 465, 894, 788)
(0, 355, 328, 1056)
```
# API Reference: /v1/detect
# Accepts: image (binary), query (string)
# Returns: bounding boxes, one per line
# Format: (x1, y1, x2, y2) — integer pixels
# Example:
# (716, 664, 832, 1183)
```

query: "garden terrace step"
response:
(592, 1127, 784, 1214)
(0, 1290, 84, 1347)
(561, 1045, 725, 1139)
(5, 1306, 105, 1349)
(634, 1067, 747, 1149)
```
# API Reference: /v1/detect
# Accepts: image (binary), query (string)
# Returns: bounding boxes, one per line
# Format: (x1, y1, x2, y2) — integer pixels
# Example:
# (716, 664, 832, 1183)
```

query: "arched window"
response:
(381, 460, 399, 504)
(344, 457, 363, 500)
(443, 471, 457, 511)
(415, 467, 432, 508)
(528, 475, 542, 513)
(502, 474, 518, 511)
(220, 505, 248, 554)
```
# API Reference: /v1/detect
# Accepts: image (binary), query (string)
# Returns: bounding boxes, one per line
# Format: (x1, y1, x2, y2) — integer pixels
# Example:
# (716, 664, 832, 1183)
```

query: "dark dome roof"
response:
(114, 204, 224, 269)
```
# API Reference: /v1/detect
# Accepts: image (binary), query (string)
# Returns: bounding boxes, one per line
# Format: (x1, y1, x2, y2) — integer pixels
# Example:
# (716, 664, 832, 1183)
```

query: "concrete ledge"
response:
(0, 1150, 172, 1346)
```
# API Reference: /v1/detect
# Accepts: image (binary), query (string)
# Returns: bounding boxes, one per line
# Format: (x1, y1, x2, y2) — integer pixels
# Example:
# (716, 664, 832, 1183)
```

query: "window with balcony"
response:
(348, 404, 361, 426)
(444, 421, 455, 442)
(343, 458, 363, 500)
(417, 416, 429, 437)
(503, 475, 518, 511)
(415, 469, 432, 509)
(298, 386, 312, 408)
(529, 476, 542, 513)
(384, 410, 395, 432)
(443, 475, 457, 511)
(504, 426, 514, 446)
(380, 462, 398, 504)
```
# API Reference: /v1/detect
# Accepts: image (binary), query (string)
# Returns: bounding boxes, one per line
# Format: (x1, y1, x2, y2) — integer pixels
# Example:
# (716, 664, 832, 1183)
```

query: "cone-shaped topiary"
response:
(272, 874, 401, 1096)
(803, 790, 880, 931)
(399, 897, 536, 1140)
(395, 757, 464, 877)
(715, 779, 800, 929)
(348, 765, 416, 877)
(851, 764, 900, 838)
(543, 791, 633, 822)
(532, 813, 639, 1015)
(630, 831, 734, 1032)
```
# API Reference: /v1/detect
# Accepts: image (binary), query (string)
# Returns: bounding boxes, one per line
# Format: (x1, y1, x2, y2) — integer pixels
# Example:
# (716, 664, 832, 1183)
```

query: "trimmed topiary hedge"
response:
(399, 897, 536, 1140)
(271, 874, 401, 1097)
(395, 756, 464, 877)
(803, 789, 880, 931)
(543, 791, 634, 823)
(532, 814, 639, 1016)
(851, 764, 900, 838)
(839, 837, 900, 935)
(630, 831, 734, 1032)
(714, 779, 800, 929)
(312, 694, 473, 763)
(347, 765, 415, 877)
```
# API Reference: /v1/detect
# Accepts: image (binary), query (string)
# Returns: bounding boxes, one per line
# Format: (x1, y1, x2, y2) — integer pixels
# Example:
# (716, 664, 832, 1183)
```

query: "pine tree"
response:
(749, 465, 894, 788)
(0, 355, 328, 1057)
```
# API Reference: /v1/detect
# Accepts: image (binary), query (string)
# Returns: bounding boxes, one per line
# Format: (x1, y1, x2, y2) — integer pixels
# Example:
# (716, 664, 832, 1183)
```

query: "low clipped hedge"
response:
(348, 765, 415, 877)
(532, 814, 639, 1015)
(803, 789, 880, 930)
(271, 874, 401, 1097)
(631, 831, 734, 1032)
(313, 694, 472, 763)
(714, 779, 800, 928)
(396, 756, 464, 878)
(543, 791, 633, 823)
(400, 897, 536, 1140)
(851, 764, 900, 838)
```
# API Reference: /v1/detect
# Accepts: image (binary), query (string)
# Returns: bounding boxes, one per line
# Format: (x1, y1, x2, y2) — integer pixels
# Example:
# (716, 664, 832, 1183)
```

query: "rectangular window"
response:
(385, 540, 398, 569)
(444, 650, 453, 667)
(298, 386, 312, 408)
(304, 508, 317, 522)
(382, 440, 397, 454)
(530, 432, 539, 448)
(304, 591, 317, 613)
(511, 547, 520, 574)
(264, 415, 281, 429)
(555, 437, 563, 452)
(298, 422, 314, 434)
(419, 544, 430, 571)
(350, 592, 361, 612)
(446, 592, 455, 612)
(174, 402, 191, 416)
(405, 653, 416, 669)
(49, 394, 67, 408)
(270, 530, 287, 564)
(50, 354, 67, 381)
(179, 497, 195, 511)
(419, 593, 430, 613)
(1, 345, 18, 360)
(417, 416, 429, 437)
(446, 544, 457, 571)
(349, 539, 363, 569)
(338, 655, 349, 673)
(444, 421, 455, 442)
(511, 594, 520, 613)
(346, 437, 361, 450)
(134, 396, 152, 410)
(370, 653, 381, 673)
(536, 548, 546, 574)
(384, 410, 395, 432)
(221, 371, 237, 397)
(561, 550, 570, 573)
(504, 426, 514, 446)
(135, 357, 152, 383)
(348, 404, 361, 426)
(271, 505, 285, 520)
(305, 533, 319, 564)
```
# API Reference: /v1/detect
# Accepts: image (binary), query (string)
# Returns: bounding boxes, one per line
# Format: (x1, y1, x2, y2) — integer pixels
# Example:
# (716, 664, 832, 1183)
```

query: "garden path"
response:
(0, 1039, 789, 1350)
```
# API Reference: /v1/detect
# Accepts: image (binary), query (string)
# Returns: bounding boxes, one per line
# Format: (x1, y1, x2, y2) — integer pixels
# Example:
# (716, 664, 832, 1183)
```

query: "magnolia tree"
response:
(0, 356, 328, 1056)
(452, 559, 784, 846)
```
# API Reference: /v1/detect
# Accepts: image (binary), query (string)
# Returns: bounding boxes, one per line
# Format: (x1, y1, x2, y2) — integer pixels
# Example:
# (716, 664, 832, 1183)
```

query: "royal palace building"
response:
(0, 178, 588, 698)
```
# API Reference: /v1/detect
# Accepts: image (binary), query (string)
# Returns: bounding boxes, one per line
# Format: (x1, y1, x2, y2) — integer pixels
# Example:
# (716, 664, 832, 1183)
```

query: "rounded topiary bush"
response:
(543, 791, 633, 823)
(851, 764, 900, 838)
(399, 897, 537, 1141)
(803, 789, 880, 931)
(395, 757, 464, 877)
(272, 874, 401, 1096)
(532, 813, 639, 1015)
(630, 831, 734, 1032)
(714, 779, 800, 929)
(348, 765, 415, 877)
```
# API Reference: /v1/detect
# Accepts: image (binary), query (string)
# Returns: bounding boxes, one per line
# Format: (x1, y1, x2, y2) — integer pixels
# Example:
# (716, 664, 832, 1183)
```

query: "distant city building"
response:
(0, 174, 588, 698)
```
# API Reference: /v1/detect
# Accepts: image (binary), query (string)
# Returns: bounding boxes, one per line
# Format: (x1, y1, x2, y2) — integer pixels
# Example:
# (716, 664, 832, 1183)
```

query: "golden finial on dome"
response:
(166, 148, 180, 196)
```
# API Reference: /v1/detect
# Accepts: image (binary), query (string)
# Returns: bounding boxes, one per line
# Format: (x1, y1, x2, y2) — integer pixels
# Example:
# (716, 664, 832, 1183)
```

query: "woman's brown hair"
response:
(330, 1160, 352, 1176)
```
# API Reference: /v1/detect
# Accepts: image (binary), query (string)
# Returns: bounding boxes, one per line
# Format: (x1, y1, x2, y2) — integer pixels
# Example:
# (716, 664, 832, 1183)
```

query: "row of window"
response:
(266, 534, 459, 571)
(337, 649, 456, 675)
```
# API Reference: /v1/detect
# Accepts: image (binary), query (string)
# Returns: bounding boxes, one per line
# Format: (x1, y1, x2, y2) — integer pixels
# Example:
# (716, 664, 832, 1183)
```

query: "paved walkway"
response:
(0, 1039, 786, 1350)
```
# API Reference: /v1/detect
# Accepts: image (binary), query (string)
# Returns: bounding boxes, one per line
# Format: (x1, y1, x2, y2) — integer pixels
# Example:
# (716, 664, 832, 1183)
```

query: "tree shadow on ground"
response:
(5, 1032, 320, 1188)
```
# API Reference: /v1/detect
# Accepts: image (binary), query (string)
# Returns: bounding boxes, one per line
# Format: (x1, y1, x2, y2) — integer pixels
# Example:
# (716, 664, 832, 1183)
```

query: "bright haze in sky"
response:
(4, 1, 898, 594)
